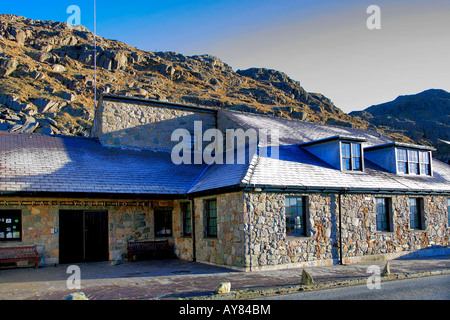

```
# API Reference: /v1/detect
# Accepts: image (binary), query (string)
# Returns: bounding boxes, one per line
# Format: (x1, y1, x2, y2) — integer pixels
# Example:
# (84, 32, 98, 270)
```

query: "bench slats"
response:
(0, 246, 39, 269)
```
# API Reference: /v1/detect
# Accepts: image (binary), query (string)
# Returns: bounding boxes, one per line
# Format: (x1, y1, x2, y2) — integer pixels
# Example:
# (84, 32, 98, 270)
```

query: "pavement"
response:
(0, 255, 449, 300)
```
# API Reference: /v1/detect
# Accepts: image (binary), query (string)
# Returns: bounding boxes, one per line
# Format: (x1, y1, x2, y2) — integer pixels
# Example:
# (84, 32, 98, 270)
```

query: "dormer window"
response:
(341, 142, 362, 171)
(299, 135, 366, 172)
(365, 142, 434, 176)
(396, 148, 432, 176)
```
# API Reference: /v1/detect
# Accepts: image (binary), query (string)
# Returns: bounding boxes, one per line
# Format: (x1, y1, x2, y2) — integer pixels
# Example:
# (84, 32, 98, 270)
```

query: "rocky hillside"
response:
(1, 13, 444, 160)
(351, 89, 450, 162)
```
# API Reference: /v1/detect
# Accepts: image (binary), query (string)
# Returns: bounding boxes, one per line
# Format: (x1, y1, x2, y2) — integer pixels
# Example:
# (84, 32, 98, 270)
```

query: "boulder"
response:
(0, 57, 19, 77)
(52, 64, 66, 73)
(64, 292, 89, 300)
(62, 92, 77, 102)
(216, 282, 231, 294)
(300, 269, 315, 285)
(112, 52, 128, 70)
(32, 98, 60, 113)
(30, 70, 46, 80)
(21, 115, 39, 133)
(9, 27, 27, 45)
(381, 261, 391, 277)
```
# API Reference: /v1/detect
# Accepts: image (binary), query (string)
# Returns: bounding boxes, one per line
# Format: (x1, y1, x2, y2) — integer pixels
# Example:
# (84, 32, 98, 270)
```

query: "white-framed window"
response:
(376, 198, 392, 232)
(447, 198, 450, 228)
(397, 149, 432, 176)
(419, 151, 431, 175)
(285, 196, 308, 236)
(341, 142, 362, 171)
(409, 198, 424, 230)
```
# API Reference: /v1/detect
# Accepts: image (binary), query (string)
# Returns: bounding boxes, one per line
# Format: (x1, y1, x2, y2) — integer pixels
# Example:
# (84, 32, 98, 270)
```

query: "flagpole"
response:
(94, 0, 97, 110)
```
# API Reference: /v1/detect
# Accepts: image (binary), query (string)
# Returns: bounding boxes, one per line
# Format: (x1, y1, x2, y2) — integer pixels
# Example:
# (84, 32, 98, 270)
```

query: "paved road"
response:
(258, 274, 450, 300)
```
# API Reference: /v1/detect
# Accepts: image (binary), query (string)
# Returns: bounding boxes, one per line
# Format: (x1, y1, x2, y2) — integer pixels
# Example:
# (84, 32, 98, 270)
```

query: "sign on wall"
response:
(0, 210, 22, 241)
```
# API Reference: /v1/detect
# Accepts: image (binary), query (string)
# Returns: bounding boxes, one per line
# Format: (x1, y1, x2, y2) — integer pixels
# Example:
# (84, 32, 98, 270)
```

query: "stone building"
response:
(1, 94, 449, 270)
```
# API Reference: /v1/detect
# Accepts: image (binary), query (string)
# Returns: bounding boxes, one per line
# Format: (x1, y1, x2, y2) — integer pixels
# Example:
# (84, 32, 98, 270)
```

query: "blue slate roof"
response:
(189, 111, 450, 193)
(0, 132, 207, 195)
(219, 110, 392, 147)
(1, 109, 449, 196)
(246, 145, 450, 193)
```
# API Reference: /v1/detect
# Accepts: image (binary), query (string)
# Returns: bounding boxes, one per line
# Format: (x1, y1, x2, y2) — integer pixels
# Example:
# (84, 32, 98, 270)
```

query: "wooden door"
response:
(59, 210, 109, 264)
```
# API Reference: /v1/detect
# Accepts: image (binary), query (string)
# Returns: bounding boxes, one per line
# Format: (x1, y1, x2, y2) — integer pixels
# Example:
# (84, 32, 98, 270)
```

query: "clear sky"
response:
(2, 0, 449, 113)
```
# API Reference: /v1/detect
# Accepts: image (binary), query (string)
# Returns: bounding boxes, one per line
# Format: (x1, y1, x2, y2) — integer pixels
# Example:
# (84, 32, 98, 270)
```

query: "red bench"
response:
(0, 245, 39, 269)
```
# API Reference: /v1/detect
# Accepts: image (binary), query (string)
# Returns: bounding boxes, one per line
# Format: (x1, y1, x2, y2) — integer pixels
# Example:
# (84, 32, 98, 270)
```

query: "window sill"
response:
(286, 235, 313, 241)
(396, 172, 432, 178)
(374, 230, 394, 235)
(341, 170, 366, 174)
(409, 228, 426, 233)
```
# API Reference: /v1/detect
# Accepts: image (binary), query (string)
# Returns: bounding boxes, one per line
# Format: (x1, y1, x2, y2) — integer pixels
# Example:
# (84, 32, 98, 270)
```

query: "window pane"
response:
(182, 203, 191, 236)
(285, 197, 306, 236)
(155, 208, 173, 237)
(352, 144, 361, 157)
(352, 157, 361, 170)
(289, 197, 297, 207)
(419, 152, 430, 164)
(408, 150, 418, 162)
(420, 163, 430, 175)
(409, 198, 421, 229)
(206, 200, 217, 237)
(376, 198, 389, 231)
(397, 149, 407, 161)
(410, 163, 419, 174)
(448, 199, 450, 227)
(398, 161, 407, 173)
(343, 144, 351, 157)
(342, 158, 351, 170)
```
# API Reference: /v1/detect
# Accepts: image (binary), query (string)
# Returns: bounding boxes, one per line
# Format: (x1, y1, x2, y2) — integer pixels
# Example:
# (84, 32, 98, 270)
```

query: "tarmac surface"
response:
(0, 255, 449, 300)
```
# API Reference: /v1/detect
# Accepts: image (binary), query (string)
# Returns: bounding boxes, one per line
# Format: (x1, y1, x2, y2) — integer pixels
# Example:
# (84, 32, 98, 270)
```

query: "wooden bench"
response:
(127, 240, 174, 262)
(0, 245, 39, 269)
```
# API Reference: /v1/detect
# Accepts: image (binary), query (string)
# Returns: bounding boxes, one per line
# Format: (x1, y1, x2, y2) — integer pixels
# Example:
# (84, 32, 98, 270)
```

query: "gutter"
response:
(337, 190, 347, 265)
(187, 196, 196, 262)
(241, 184, 450, 196)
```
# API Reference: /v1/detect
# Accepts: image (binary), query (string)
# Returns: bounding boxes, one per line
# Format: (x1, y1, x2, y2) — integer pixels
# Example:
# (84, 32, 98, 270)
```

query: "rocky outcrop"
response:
(351, 89, 450, 162)
(0, 13, 440, 155)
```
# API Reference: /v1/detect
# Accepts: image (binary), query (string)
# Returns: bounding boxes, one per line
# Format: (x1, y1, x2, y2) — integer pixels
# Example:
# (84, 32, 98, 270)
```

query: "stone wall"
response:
(243, 192, 449, 270)
(340, 194, 449, 263)
(0, 197, 180, 265)
(244, 192, 339, 270)
(0, 201, 59, 266)
(193, 192, 247, 269)
(1, 193, 448, 270)
(93, 98, 216, 151)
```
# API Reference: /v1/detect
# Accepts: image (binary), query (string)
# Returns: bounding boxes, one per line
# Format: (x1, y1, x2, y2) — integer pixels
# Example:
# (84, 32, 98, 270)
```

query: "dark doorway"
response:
(59, 210, 109, 264)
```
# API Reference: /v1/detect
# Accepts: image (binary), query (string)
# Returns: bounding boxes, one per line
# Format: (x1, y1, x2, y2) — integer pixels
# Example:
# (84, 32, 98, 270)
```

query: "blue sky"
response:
(2, 0, 450, 112)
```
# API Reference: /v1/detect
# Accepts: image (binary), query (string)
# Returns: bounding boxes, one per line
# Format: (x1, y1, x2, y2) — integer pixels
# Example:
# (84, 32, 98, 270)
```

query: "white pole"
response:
(94, 0, 97, 110)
